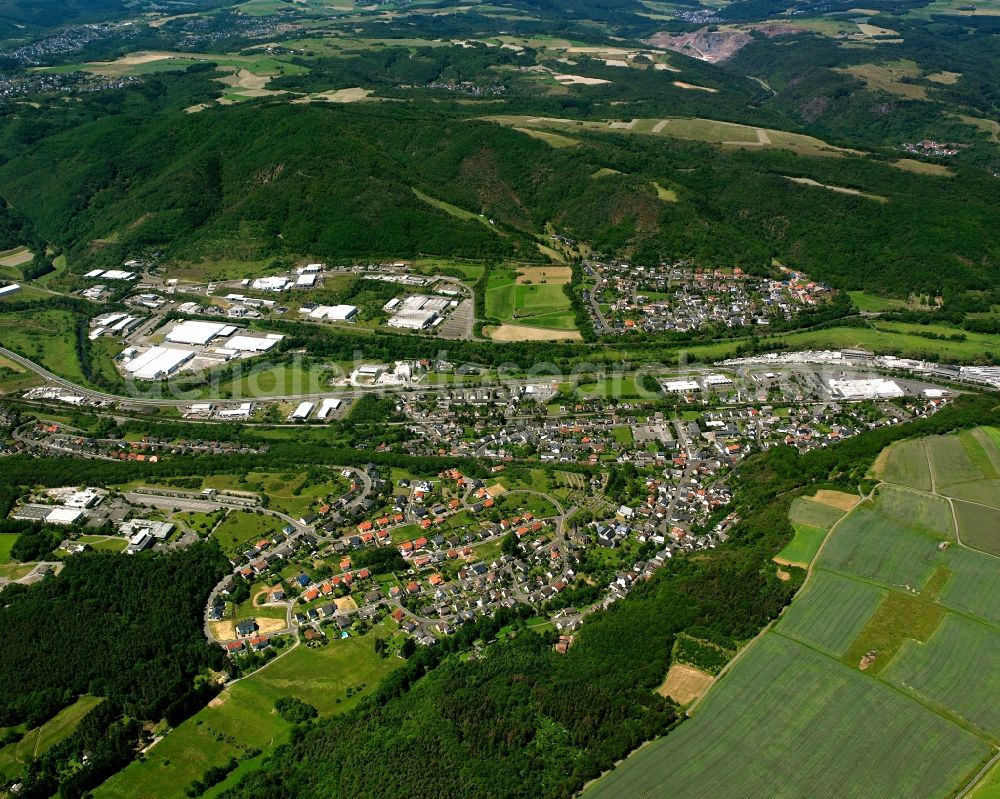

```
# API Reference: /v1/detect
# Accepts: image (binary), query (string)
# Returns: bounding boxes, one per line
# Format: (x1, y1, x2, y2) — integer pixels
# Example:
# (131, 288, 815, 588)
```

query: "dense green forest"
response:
(214, 392, 1000, 799)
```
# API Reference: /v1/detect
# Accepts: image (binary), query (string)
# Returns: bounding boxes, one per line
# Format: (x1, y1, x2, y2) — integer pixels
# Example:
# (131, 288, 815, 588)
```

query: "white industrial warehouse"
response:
(224, 334, 283, 352)
(828, 378, 905, 400)
(386, 294, 452, 330)
(124, 347, 194, 380)
(302, 304, 358, 322)
(165, 320, 236, 346)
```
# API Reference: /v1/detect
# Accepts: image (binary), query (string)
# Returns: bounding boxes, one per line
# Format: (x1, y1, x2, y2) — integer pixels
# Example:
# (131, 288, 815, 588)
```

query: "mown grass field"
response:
(0, 309, 87, 385)
(776, 571, 885, 656)
(487, 115, 858, 159)
(485, 267, 575, 331)
(584, 633, 991, 799)
(843, 587, 945, 675)
(96, 621, 401, 799)
(0, 533, 18, 564)
(847, 290, 910, 312)
(970, 760, 1000, 799)
(212, 511, 286, 557)
(774, 523, 826, 567)
(0, 696, 103, 781)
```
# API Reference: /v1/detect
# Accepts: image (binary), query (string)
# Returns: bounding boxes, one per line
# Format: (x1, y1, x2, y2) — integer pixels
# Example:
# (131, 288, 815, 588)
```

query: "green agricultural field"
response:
(484, 267, 574, 330)
(0, 533, 17, 564)
(874, 484, 954, 537)
(848, 291, 910, 312)
(886, 616, 1000, 739)
(817, 505, 949, 590)
(776, 571, 886, 656)
(927, 434, 990, 487)
(774, 523, 826, 567)
(212, 511, 286, 557)
(788, 496, 845, 530)
(953, 500, 1000, 557)
(941, 478, 1000, 507)
(958, 429, 1000, 479)
(939, 548, 1000, 626)
(876, 438, 934, 491)
(971, 428, 1000, 474)
(843, 588, 945, 674)
(0, 309, 87, 386)
(0, 696, 103, 780)
(96, 622, 401, 799)
(584, 633, 991, 799)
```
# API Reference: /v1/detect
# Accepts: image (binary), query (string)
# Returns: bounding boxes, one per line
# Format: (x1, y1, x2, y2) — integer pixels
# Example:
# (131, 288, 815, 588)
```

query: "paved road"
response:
(0, 345, 734, 413)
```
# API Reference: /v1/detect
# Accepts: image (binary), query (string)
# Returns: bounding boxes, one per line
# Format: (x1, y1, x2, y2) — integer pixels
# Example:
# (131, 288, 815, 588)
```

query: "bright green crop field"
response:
(774, 522, 826, 567)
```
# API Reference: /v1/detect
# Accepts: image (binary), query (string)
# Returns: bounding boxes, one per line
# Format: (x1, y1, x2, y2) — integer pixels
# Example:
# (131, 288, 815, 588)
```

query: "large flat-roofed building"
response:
(125, 347, 194, 380)
(165, 320, 234, 345)
(316, 398, 343, 419)
(224, 334, 283, 352)
(101, 269, 136, 281)
(307, 304, 358, 322)
(290, 401, 314, 420)
(386, 294, 452, 330)
(251, 276, 290, 292)
(387, 309, 438, 330)
(663, 379, 700, 393)
(217, 402, 254, 419)
(45, 507, 85, 525)
(828, 378, 904, 400)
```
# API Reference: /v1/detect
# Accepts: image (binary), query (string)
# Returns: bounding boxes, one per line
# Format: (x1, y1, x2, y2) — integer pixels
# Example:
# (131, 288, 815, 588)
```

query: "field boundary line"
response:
(768, 627, 996, 744)
(688, 482, 873, 715)
(955, 747, 1000, 799)
(879, 475, 1000, 562)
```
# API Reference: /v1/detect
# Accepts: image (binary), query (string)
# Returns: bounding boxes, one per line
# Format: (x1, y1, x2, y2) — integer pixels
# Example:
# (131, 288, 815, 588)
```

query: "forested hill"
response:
(0, 544, 230, 796)
(1, 95, 998, 295)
